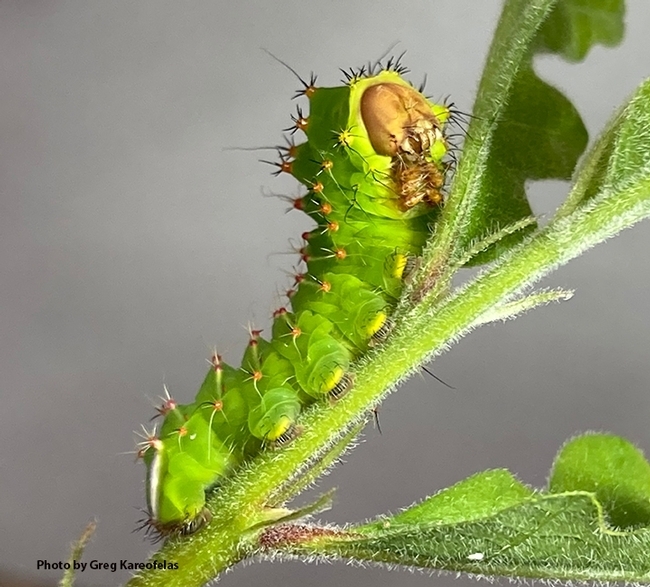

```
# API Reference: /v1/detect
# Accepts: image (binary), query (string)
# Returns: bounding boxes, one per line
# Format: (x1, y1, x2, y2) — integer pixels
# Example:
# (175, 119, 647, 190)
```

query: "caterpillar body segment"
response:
(139, 64, 452, 537)
(142, 404, 234, 536)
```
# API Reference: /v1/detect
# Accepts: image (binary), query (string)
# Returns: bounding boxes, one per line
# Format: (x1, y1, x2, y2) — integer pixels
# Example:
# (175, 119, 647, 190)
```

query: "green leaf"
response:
(462, 62, 587, 264)
(247, 489, 336, 532)
(473, 288, 574, 326)
(366, 470, 533, 528)
(268, 434, 650, 583)
(553, 77, 650, 228)
(536, 0, 625, 60)
(550, 433, 650, 529)
(558, 76, 650, 218)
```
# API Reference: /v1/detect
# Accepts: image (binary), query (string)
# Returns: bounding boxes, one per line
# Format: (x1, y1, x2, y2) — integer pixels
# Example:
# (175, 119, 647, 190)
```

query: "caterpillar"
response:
(136, 59, 453, 538)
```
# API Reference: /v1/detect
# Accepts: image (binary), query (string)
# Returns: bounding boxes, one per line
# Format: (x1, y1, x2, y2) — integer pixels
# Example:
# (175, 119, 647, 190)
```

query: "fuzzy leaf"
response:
(536, 0, 625, 60)
(426, 0, 624, 271)
(463, 63, 587, 264)
(554, 77, 650, 222)
(374, 470, 533, 527)
(269, 434, 650, 583)
(550, 433, 650, 529)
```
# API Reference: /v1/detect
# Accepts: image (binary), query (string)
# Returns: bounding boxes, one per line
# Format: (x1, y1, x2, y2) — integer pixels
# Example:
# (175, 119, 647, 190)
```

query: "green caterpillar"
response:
(137, 60, 452, 537)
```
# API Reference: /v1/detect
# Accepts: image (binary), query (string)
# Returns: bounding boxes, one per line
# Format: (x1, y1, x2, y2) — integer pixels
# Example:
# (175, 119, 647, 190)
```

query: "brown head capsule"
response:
(360, 82, 440, 158)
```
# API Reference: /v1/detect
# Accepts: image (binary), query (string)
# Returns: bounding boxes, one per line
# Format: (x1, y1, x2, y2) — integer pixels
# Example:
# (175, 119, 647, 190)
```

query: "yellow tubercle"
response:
(322, 365, 346, 393)
(366, 311, 388, 339)
(266, 415, 294, 442)
(386, 252, 409, 280)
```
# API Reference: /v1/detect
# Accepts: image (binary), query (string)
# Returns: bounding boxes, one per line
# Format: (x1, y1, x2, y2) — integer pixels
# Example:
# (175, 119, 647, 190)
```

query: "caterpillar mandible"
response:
(136, 58, 453, 538)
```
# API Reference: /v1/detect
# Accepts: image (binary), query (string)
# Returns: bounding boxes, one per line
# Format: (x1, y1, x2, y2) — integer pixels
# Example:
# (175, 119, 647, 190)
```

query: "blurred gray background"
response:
(1, 1, 649, 586)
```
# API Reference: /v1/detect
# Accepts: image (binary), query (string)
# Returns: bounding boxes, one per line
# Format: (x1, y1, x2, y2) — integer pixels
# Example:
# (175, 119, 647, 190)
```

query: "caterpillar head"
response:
(360, 82, 444, 158)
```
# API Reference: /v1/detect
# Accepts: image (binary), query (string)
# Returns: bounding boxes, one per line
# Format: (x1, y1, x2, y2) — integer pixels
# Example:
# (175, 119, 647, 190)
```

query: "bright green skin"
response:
(141, 68, 450, 534)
